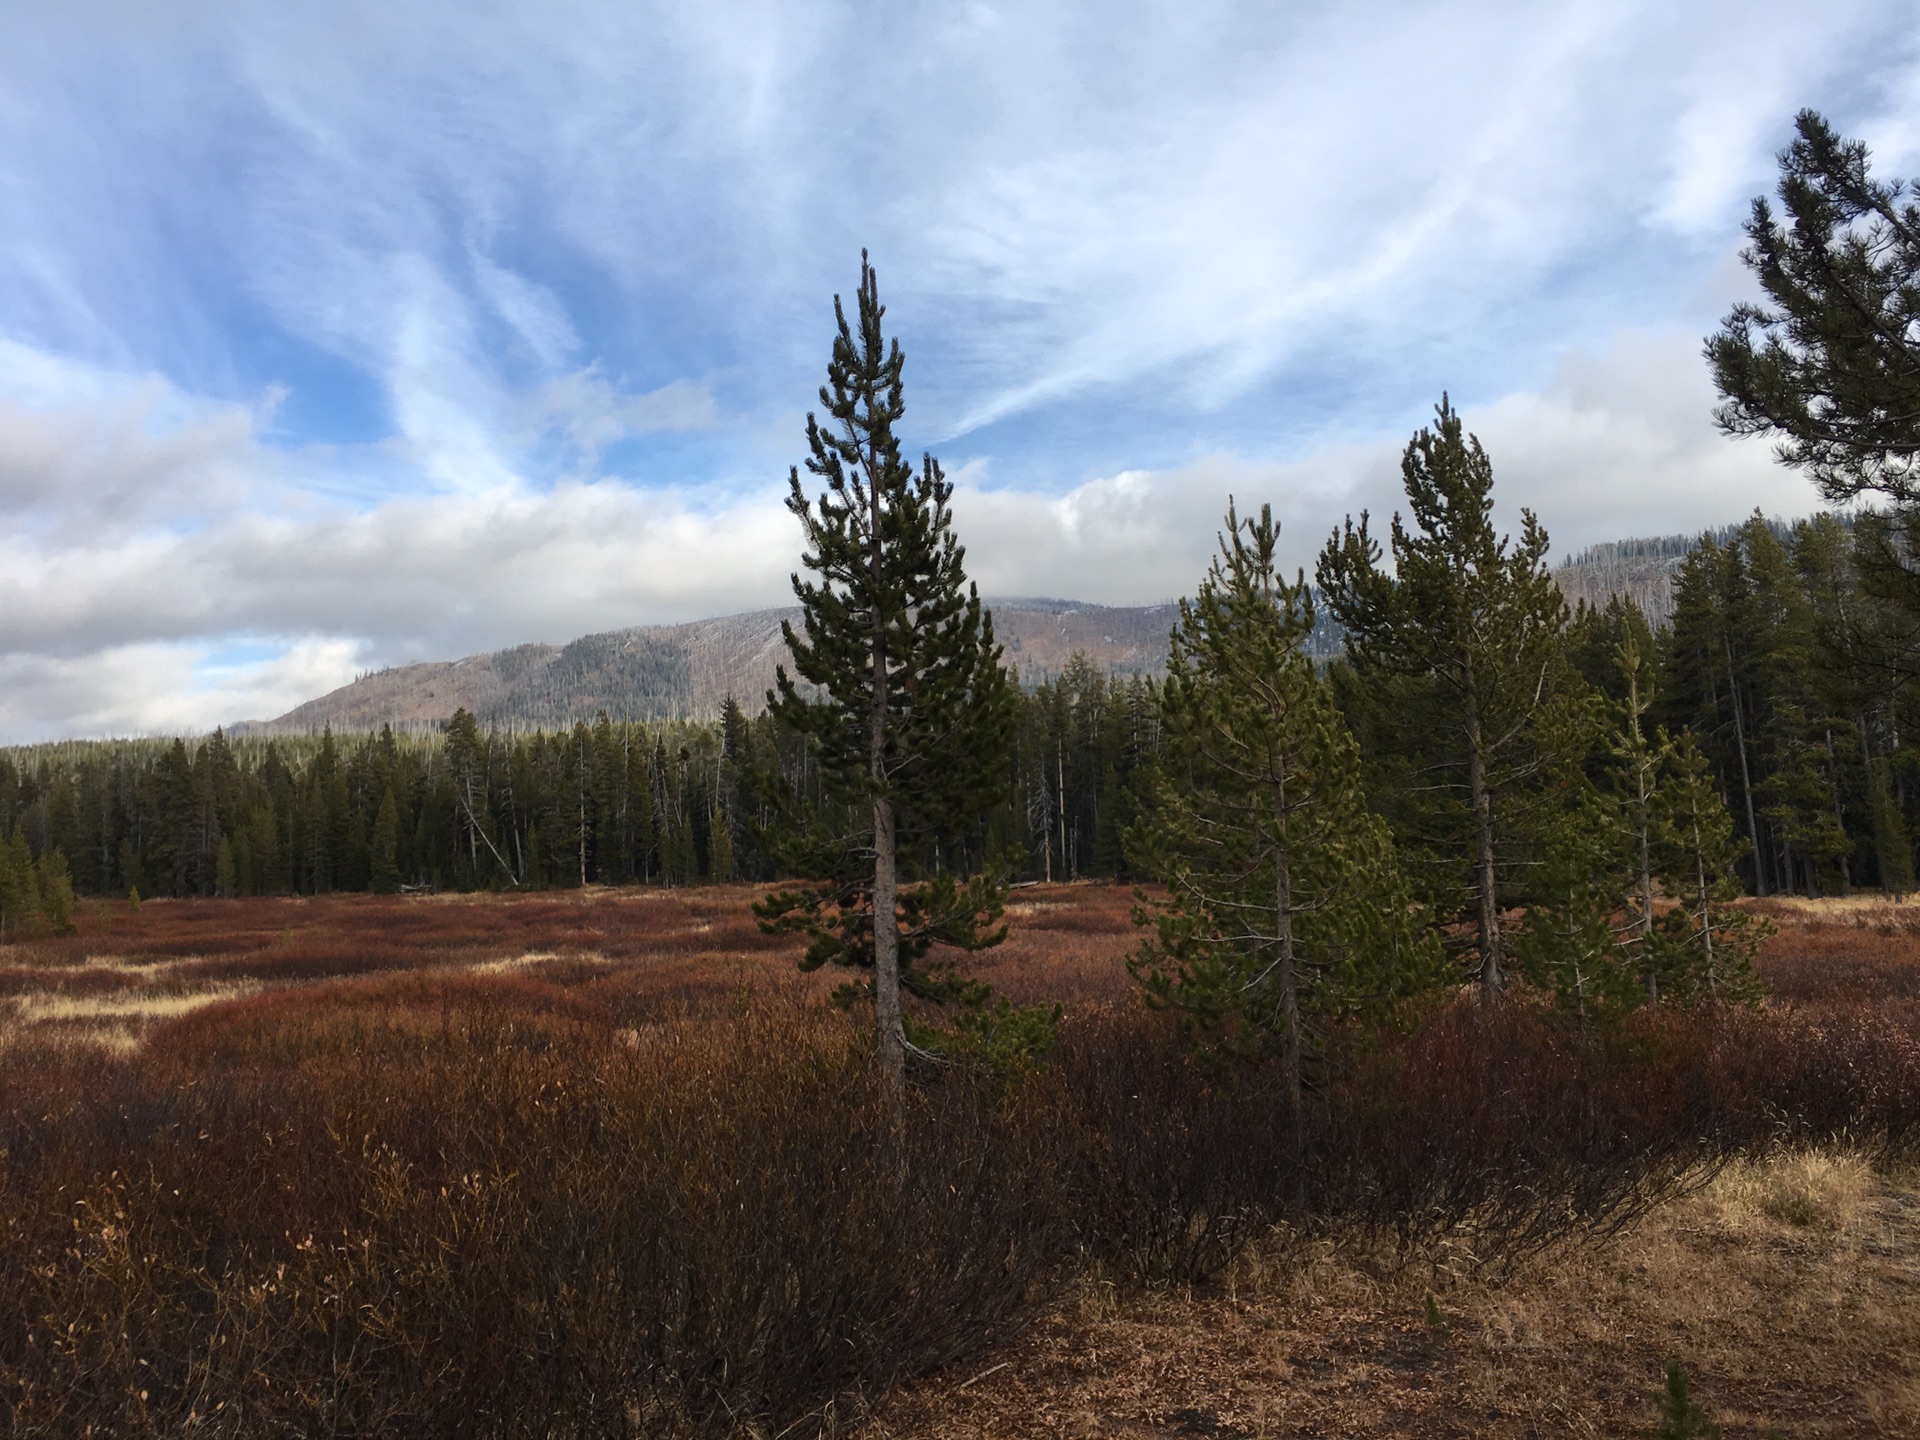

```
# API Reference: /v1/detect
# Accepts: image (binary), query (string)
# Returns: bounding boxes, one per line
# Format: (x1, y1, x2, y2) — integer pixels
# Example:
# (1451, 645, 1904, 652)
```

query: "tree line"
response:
(0, 678, 1159, 908)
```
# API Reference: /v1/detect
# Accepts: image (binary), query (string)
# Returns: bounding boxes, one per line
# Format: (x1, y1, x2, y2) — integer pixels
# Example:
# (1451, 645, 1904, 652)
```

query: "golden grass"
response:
(868, 1147, 1920, 1439)
(1706, 1147, 1877, 1230)
(9, 981, 259, 1025)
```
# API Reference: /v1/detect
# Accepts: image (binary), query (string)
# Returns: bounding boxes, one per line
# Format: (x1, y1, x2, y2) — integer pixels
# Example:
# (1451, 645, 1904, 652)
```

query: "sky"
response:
(3, 0, 1918, 741)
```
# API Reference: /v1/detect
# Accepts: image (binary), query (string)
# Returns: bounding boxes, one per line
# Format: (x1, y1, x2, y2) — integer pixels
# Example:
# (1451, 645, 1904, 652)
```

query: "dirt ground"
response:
(864, 1149, 1917, 1439)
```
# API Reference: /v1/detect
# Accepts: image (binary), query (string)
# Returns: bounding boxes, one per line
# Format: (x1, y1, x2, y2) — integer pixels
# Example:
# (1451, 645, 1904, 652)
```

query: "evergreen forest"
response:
(2, 508, 1910, 935)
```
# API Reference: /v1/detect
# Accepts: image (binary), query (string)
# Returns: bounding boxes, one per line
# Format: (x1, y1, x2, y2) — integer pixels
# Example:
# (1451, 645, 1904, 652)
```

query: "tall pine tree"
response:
(757, 255, 1017, 1089)
(1318, 397, 1570, 996)
(1130, 503, 1439, 1134)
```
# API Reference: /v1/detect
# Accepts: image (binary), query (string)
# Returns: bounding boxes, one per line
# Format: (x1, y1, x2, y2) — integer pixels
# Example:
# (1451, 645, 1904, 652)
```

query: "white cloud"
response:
(0, 323, 1830, 740)
(0, 343, 270, 537)
(0, 639, 362, 741)
(0, 1, 1907, 740)
(956, 326, 1813, 604)
(526, 370, 717, 458)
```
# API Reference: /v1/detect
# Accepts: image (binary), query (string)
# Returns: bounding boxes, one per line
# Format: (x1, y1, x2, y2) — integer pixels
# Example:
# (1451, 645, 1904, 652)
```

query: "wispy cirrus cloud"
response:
(0, 1, 1917, 739)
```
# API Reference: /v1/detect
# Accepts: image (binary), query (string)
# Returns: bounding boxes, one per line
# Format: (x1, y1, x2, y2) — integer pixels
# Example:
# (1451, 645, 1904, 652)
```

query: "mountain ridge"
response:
(233, 539, 1696, 736)
(229, 600, 1185, 736)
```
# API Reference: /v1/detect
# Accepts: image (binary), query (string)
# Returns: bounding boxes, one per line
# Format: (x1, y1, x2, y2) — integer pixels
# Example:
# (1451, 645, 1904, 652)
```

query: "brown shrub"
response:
(169, 938, 435, 984)
(1756, 920, 1920, 1002)
(143, 970, 617, 1067)
(1, 887, 1916, 1434)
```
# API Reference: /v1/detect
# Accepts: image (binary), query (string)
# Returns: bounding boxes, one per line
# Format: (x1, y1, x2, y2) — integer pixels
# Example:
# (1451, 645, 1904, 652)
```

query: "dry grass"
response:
(868, 1146, 1920, 1439)
(857, 895, 1920, 1439)
(2, 884, 1915, 1434)
(0, 883, 1141, 1054)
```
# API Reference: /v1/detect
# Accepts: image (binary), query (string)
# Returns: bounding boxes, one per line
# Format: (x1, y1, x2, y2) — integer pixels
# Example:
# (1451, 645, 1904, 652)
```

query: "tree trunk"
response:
(1694, 810, 1717, 1002)
(1464, 682, 1503, 996)
(1826, 729, 1851, 890)
(868, 479, 904, 1093)
(1057, 744, 1069, 883)
(1638, 776, 1659, 1003)
(1272, 765, 1302, 1186)
(1630, 669, 1658, 1001)
(872, 792, 903, 1088)
(1724, 636, 1767, 895)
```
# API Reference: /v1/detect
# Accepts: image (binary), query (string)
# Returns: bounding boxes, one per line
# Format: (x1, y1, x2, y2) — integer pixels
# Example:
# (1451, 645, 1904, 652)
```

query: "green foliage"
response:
(1512, 784, 1641, 1017)
(369, 787, 400, 893)
(1652, 733, 1771, 1005)
(761, 869, 1009, 1001)
(707, 806, 734, 882)
(1651, 1363, 1723, 1440)
(1131, 503, 1442, 1093)
(0, 833, 40, 939)
(1319, 397, 1572, 992)
(1708, 110, 1920, 506)
(909, 998, 1063, 1077)
(755, 255, 1017, 1077)
(0, 835, 78, 938)
(1658, 513, 1920, 901)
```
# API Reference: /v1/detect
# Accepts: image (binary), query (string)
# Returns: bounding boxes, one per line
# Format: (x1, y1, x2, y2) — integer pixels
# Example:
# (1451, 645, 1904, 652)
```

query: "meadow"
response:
(0, 886, 1916, 1436)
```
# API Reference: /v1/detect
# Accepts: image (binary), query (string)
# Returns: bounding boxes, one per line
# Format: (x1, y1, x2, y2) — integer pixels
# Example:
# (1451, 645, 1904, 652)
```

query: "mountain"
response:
(1552, 535, 1696, 626)
(232, 530, 1723, 736)
(230, 600, 1184, 735)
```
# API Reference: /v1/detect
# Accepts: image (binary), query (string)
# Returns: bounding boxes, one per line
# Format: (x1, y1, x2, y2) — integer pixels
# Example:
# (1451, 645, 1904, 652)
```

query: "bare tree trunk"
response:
(1464, 679, 1503, 997)
(1057, 744, 1069, 883)
(1695, 811, 1717, 1002)
(1724, 636, 1767, 895)
(1826, 729, 1851, 890)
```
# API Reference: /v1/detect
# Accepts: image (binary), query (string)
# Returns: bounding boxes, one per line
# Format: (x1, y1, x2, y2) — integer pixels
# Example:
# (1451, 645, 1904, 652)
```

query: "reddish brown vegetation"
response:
(1751, 900, 1920, 1002)
(0, 886, 1913, 1436)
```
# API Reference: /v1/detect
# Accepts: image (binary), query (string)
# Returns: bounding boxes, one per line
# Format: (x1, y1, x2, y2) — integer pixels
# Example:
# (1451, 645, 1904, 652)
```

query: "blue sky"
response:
(2, 0, 1918, 738)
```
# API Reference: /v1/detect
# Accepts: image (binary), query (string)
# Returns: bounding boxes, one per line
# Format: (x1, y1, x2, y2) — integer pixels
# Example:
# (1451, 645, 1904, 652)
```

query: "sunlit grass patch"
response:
(1707, 1146, 1877, 1230)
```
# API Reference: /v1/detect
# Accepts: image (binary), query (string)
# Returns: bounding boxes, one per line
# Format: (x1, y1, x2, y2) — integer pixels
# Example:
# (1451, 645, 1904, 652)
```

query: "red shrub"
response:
(145, 969, 616, 1067)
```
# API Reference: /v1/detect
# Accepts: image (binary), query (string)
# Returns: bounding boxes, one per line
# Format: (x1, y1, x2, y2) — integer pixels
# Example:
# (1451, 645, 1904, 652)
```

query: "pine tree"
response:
(1518, 635, 1677, 1014)
(0, 833, 40, 940)
(1655, 732, 1770, 1004)
(1318, 397, 1570, 996)
(35, 848, 76, 934)
(1708, 110, 1920, 505)
(1130, 503, 1441, 1130)
(757, 254, 1018, 1089)
(1512, 782, 1641, 1018)
(1612, 635, 1672, 998)
(1662, 535, 1770, 894)
(370, 788, 401, 893)
(708, 807, 734, 883)
(1652, 1363, 1724, 1440)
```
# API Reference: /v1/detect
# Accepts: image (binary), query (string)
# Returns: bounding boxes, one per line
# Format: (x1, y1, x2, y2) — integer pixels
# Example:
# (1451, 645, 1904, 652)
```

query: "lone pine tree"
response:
(1318, 397, 1569, 997)
(757, 254, 1017, 1090)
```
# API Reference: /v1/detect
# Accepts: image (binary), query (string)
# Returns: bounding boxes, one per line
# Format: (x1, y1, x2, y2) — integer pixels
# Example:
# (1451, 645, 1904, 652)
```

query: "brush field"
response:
(0, 886, 1916, 1437)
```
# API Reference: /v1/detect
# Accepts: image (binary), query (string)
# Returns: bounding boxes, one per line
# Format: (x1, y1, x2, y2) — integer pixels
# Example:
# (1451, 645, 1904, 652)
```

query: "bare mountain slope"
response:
(232, 601, 1182, 735)
(234, 530, 1723, 736)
